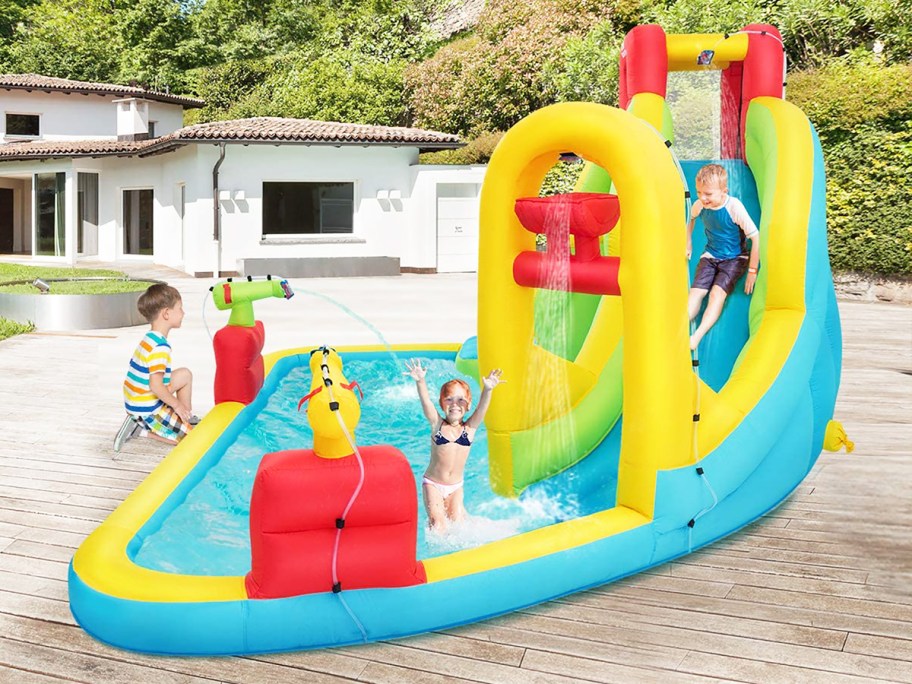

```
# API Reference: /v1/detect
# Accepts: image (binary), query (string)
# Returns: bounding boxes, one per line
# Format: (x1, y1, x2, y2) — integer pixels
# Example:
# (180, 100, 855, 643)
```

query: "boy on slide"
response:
(686, 163, 761, 350)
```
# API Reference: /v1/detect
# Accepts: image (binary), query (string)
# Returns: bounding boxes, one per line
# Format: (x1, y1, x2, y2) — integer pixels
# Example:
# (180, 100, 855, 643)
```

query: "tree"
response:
(406, 0, 616, 135)
(3, 0, 120, 81)
(116, 0, 196, 92)
(543, 21, 623, 108)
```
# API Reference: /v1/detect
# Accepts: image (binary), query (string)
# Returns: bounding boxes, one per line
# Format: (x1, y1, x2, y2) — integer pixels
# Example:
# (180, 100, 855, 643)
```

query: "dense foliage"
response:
(788, 58, 912, 276)
(406, 0, 616, 135)
(0, 0, 909, 274)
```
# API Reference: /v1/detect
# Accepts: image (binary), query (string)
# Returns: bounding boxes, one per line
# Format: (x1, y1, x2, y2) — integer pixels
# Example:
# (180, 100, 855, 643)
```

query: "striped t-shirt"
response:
(123, 331, 172, 415)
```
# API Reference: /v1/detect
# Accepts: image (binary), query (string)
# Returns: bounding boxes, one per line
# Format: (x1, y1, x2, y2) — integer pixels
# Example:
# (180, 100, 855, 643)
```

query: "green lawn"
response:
(0, 317, 34, 341)
(0, 264, 153, 294)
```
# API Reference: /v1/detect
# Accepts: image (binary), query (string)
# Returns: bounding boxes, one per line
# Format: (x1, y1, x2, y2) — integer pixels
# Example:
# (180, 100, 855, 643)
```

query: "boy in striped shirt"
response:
(115, 284, 195, 451)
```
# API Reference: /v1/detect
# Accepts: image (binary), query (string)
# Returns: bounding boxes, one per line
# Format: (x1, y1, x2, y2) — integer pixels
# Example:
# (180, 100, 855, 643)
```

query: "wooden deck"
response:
(0, 297, 909, 683)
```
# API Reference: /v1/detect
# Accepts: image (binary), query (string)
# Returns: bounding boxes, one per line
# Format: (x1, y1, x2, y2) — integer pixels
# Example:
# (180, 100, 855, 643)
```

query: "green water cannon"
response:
(210, 275, 295, 327)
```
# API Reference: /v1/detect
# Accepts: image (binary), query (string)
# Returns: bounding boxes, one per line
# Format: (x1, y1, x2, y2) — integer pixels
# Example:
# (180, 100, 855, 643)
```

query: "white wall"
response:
(208, 144, 421, 274)
(0, 90, 187, 141)
(147, 102, 185, 137)
(405, 165, 487, 270)
(93, 147, 201, 267)
(0, 144, 485, 276)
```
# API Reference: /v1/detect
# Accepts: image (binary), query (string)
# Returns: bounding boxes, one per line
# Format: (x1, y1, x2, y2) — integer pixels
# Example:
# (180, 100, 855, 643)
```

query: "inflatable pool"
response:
(70, 24, 852, 655)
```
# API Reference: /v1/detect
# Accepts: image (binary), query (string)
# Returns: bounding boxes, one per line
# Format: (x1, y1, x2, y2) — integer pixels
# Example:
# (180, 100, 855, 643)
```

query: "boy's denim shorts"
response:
(692, 256, 749, 295)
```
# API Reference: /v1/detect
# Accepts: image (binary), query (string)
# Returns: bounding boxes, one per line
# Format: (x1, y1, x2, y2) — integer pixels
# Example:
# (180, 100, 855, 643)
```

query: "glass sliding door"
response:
(77, 172, 99, 256)
(123, 188, 153, 256)
(35, 172, 66, 256)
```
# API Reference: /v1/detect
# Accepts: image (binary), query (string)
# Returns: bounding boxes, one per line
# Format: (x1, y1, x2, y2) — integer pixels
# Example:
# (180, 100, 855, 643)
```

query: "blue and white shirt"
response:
(700, 196, 759, 260)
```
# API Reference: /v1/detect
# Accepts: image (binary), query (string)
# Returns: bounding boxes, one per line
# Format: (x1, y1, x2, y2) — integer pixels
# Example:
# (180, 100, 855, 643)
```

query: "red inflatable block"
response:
(619, 24, 668, 108)
(514, 193, 620, 239)
(213, 322, 265, 405)
(513, 253, 621, 296)
(246, 445, 427, 599)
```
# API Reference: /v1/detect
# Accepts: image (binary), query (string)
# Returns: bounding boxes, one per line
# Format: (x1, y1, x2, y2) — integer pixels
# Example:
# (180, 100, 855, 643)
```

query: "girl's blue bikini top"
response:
(433, 421, 472, 447)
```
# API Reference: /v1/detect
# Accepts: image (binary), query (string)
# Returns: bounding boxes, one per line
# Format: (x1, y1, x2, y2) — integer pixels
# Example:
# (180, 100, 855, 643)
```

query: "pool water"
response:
(134, 355, 612, 576)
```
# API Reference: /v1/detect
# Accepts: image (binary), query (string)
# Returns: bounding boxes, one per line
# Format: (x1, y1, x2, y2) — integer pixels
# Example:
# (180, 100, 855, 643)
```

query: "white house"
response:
(0, 74, 487, 276)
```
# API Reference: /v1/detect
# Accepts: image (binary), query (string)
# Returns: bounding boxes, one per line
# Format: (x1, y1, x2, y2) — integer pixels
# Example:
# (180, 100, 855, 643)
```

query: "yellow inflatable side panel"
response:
(698, 98, 813, 455)
(264, 343, 461, 376)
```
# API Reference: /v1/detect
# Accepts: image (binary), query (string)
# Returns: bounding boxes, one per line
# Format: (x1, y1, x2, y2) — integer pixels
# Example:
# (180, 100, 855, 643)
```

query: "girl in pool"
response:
(405, 360, 504, 532)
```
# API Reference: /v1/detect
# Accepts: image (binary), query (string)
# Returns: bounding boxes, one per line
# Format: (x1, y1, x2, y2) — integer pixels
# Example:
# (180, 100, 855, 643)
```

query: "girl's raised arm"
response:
(404, 359, 440, 426)
(465, 369, 504, 429)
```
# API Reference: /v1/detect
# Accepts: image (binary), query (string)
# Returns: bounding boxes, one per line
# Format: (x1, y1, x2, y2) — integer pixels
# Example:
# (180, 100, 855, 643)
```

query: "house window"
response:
(6, 113, 40, 137)
(78, 173, 99, 256)
(263, 182, 354, 235)
(148, 121, 156, 138)
(35, 172, 65, 256)
(123, 189, 154, 255)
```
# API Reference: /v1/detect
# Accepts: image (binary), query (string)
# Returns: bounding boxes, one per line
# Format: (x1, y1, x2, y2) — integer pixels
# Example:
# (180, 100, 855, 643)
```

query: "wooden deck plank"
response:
(449, 620, 690, 671)
(705, 582, 910, 622)
(554, 591, 850, 648)
(338, 642, 584, 684)
(0, 464, 145, 492)
(606, 585, 910, 640)
(519, 602, 912, 681)
(0, 665, 74, 683)
(4, 539, 76, 564)
(844, 632, 912, 660)
(0, 283, 909, 682)
(356, 662, 479, 684)
(674, 650, 895, 684)
(665, 560, 912, 605)
(518, 648, 713, 684)
(0, 614, 362, 684)
(0, 569, 69, 602)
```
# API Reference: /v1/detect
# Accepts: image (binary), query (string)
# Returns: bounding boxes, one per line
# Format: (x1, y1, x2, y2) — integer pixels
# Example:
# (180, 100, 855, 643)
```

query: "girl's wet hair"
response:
(439, 379, 471, 409)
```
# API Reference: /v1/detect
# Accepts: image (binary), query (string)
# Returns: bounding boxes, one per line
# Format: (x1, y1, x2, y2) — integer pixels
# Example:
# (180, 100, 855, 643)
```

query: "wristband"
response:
(748, 267, 758, 274)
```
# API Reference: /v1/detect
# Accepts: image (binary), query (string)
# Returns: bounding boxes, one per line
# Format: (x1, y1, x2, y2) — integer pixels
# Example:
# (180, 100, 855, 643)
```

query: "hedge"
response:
(788, 58, 912, 276)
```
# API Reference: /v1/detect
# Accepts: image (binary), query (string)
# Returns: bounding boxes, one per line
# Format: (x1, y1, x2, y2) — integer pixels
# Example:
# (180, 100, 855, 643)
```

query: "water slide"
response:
(69, 24, 851, 655)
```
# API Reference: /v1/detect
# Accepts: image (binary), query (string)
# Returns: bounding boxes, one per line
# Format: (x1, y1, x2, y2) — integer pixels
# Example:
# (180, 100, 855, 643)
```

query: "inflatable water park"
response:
(69, 24, 854, 655)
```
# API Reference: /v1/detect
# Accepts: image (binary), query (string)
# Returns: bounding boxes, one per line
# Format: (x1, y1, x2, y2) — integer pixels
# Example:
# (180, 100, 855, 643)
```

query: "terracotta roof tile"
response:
(0, 118, 462, 161)
(143, 117, 462, 150)
(0, 138, 150, 160)
(0, 74, 205, 108)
